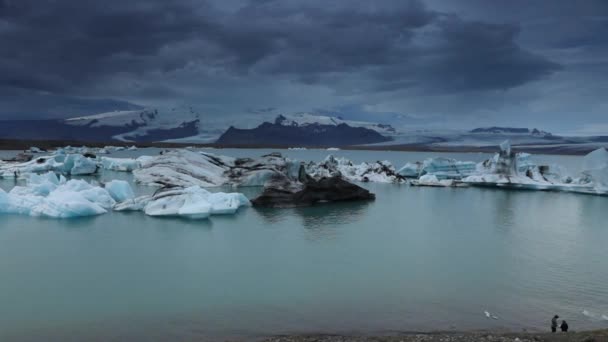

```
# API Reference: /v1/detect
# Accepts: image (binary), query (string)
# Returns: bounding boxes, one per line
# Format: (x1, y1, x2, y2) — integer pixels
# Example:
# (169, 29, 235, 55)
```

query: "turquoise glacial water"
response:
(0, 149, 606, 341)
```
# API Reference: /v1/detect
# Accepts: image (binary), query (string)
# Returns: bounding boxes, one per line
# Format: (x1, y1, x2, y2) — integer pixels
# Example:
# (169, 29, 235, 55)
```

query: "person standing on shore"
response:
(551, 315, 559, 332)
(560, 320, 569, 332)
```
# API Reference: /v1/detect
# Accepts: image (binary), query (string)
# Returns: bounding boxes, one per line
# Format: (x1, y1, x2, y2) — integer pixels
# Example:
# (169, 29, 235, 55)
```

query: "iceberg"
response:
(418, 158, 477, 180)
(0, 153, 98, 178)
(306, 155, 406, 183)
(100, 157, 140, 172)
(28, 147, 44, 153)
(133, 150, 302, 188)
(104, 180, 135, 202)
(397, 162, 423, 178)
(0, 172, 113, 218)
(410, 174, 465, 187)
(115, 186, 250, 219)
(580, 147, 608, 192)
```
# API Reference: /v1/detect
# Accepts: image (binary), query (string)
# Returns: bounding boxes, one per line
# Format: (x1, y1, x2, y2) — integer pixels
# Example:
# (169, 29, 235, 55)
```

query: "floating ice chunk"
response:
(65, 154, 98, 175)
(581, 148, 608, 192)
(30, 190, 107, 218)
(326, 147, 340, 151)
(142, 186, 250, 219)
(113, 195, 150, 211)
(29, 147, 44, 153)
(602, 314, 608, 321)
(419, 158, 477, 180)
(134, 150, 303, 188)
(0, 178, 113, 218)
(105, 180, 135, 202)
(208, 192, 251, 214)
(57, 179, 116, 209)
(499, 139, 511, 155)
(128, 145, 138, 151)
(307, 155, 405, 183)
(397, 162, 422, 178)
(100, 157, 140, 172)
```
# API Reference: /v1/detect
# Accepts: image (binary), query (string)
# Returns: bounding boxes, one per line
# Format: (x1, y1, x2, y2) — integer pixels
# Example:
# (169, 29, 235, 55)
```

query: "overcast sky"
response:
(1, 0, 607, 133)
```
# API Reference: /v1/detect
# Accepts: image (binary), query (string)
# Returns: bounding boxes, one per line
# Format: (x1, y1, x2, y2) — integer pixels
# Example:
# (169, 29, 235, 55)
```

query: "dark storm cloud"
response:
(0, 0, 560, 98)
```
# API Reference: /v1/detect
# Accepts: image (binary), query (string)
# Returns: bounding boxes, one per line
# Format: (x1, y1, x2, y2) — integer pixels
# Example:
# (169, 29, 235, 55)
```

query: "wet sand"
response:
(260, 330, 608, 342)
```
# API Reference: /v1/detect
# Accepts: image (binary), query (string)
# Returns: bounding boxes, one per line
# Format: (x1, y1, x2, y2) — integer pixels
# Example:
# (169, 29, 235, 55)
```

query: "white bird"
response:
(601, 314, 608, 321)
(582, 309, 594, 318)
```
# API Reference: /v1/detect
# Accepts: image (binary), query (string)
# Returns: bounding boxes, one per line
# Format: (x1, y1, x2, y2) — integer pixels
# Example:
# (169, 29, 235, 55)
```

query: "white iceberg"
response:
(115, 186, 250, 219)
(28, 147, 44, 153)
(0, 172, 114, 218)
(397, 162, 423, 178)
(580, 147, 608, 192)
(104, 180, 135, 202)
(410, 174, 464, 187)
(100, 157, 140, 172)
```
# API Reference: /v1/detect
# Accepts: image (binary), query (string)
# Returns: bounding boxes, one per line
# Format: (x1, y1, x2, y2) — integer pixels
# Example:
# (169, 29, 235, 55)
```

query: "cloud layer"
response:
(1, 0, 606, 131)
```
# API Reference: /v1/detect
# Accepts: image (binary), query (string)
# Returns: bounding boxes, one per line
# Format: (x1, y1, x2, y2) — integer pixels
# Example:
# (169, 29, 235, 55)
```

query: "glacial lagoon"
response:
(0, 148, 607, 341)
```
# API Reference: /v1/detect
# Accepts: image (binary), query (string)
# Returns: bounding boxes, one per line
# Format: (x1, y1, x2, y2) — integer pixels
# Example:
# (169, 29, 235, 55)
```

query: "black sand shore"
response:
(260, 330, 608, 342)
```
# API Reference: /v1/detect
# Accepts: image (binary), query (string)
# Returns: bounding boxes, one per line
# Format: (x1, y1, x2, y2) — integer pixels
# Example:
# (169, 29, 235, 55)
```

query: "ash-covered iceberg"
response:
(0, 172, 115, 218)
(133, 150, 301, 188)
(0, 153, 98, 178)
(462, 140, 575, 191)
(306, 155, 406, 183)
(115, 186, 250, 219)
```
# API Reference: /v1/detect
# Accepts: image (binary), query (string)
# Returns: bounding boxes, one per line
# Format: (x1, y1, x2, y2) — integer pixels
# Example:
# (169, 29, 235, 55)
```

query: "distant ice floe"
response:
(0, 153, 98, 178)
(399, 140, 608, 195)
(100, 157, 140, 172)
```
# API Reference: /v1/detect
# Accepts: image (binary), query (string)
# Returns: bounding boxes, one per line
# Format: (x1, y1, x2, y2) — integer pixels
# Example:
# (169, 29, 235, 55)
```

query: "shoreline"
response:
(260, 329, 608, 342)
(0, 138, 601, 156)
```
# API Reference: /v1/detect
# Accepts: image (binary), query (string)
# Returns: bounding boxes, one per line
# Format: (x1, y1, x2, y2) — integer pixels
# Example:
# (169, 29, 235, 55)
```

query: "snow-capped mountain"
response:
(216, 114, 392, 146)
(64, 108, 202, 142)
(275, 113, 398, 135)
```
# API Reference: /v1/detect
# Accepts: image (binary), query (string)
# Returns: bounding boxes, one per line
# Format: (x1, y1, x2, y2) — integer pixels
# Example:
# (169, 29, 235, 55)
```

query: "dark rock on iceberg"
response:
(251, 169, 376, 208)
